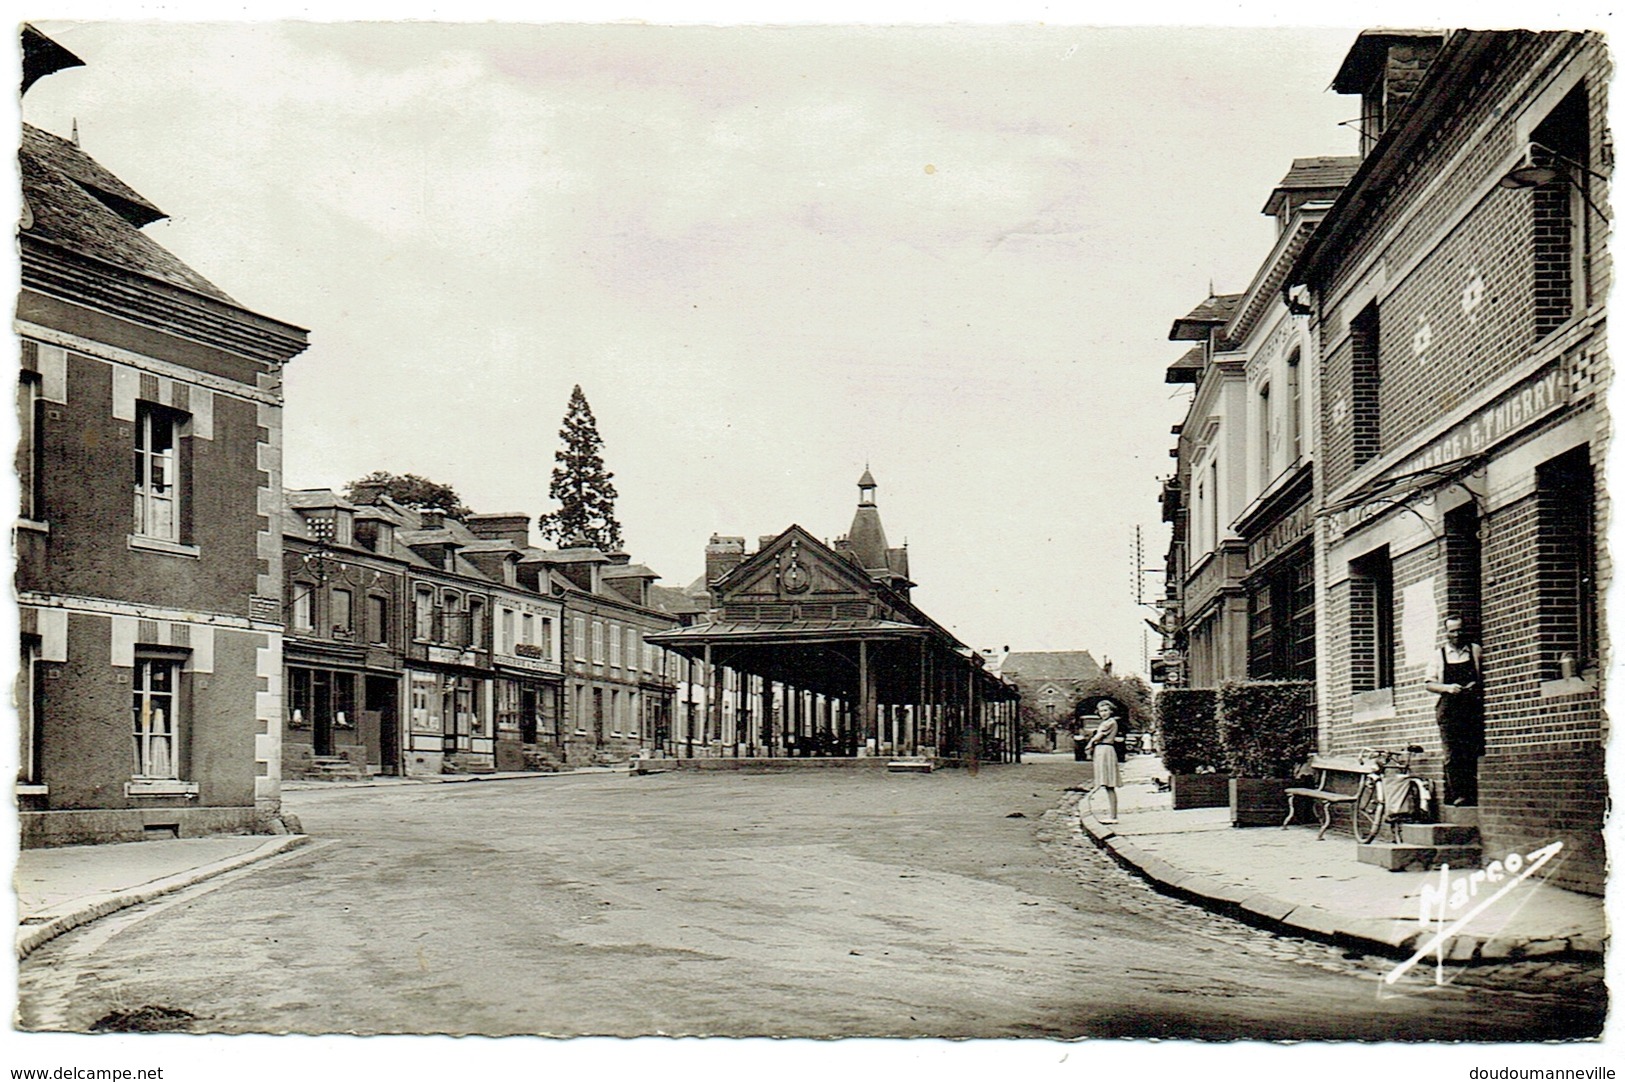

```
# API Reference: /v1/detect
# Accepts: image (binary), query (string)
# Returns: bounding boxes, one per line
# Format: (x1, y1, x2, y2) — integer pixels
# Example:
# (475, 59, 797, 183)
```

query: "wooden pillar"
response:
(966, 665, 979, 774)
(857, 639, 870, 757)
(761, 679, 774, 756)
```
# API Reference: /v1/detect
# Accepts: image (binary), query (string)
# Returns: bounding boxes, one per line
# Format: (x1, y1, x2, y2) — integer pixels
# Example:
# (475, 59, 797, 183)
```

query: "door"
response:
(367, 675, 400, 775)
(520, 687, 538, 744)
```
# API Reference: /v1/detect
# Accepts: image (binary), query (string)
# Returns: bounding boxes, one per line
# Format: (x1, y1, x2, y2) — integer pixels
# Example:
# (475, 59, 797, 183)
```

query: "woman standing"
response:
(1083, 699, 1121, 823)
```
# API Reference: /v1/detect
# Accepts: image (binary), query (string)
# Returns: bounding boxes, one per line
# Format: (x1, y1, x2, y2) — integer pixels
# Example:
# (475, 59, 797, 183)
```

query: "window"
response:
(592, 621, 604, 665)
(19, 638, 42, 785)
(1538, 446, 1597, 676)
(1350, 304, 1381, 466)
(1258, 381, 1272, 483)
(574, 616, 587, 661)
(501, 609, 515, 653)
(291, 584, 315, 632)
(1349, 547, 1394, 691)
(468, 597, 485, 649)
(1531, 85, 1593, 338)
(133, 402, 185, 541)
(414, 586, 435, 640)
(1207, 458, 1219, 552)
(574, 683, 588, 734)
(626, 628, 638, 672)
(1287, 350, 1303, 463)
(332, 589, 353, 638)
(17, 371, 41, 522)
(609, 623, 621, 668)
(610, 688, 621, 735)
(368, 595, 389, 645)
(132, 654, 181, 778)
(540, 617, 555, 661)
(522, 612, 534, 647)
(442, 592, 461, 644)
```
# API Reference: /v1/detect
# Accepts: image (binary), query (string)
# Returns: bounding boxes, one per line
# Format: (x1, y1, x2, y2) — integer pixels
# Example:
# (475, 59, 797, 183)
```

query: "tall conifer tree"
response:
(537, 385, 623, 550)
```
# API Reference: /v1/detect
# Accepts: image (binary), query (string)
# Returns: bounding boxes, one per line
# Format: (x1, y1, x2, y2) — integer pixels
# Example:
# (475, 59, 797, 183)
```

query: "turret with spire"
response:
(842, 467, 914, 599)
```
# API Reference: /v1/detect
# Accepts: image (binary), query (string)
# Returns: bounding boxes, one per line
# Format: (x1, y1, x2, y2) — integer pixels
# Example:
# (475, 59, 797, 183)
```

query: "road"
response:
(16, 759, 1605, 1038)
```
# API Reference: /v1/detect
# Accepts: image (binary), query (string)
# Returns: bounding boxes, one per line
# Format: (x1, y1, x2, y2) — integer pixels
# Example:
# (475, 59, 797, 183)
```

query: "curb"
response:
(16, 834, 312, 961)
(1070, 804, 1601, 967)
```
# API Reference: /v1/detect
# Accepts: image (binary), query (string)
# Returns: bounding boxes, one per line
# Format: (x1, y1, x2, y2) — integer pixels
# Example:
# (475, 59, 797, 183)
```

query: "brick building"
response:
(282, 490, 407, 779)
(16, 28, 309, 845)
(1290, 31, 1608, 894)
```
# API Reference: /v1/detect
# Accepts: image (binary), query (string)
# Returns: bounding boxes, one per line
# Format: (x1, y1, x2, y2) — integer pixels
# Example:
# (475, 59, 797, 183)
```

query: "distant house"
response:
(17, 27, 309, 845)
(1000, 652, 1106, 747)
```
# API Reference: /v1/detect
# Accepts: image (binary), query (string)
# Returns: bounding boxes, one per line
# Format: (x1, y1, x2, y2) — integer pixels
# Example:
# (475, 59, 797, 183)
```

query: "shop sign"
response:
(513, 642, 546, 659)
(1393, 364, 1569, 478)
(1329, 363, 1569, 539)
(427, 645, 473, 666)
(1248, 497, 1314, 567)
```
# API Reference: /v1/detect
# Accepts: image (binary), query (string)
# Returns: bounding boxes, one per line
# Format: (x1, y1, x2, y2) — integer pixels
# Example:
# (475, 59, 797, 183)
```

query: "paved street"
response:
(17, 760, 1604, 1039)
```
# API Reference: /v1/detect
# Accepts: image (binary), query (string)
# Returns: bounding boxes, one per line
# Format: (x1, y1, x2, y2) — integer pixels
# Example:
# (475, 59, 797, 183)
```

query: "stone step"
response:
(1441, 804, 1480, 828)
(1357, 842, 1482, 872)
(887, 758, 933, 774)
(1400, 822, 1480, 846)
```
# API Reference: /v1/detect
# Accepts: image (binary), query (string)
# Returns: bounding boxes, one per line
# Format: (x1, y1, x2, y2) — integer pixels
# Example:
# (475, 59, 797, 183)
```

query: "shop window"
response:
(1349, 547, 1394, 691)
(132, 653, 182, 778)
(1538, 446, 1597, 677)
(133, 402, 188, 542)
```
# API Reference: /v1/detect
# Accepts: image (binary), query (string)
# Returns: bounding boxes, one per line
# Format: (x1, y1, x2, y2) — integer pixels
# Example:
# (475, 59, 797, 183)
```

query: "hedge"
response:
(1216, 679, 1315, 780)
(1155, 688, 1221, 775)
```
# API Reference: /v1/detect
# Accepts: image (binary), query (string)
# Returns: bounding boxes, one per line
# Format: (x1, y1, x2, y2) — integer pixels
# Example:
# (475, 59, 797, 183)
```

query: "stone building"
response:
(1290, 30, 1608, 894)
(16, 28, 309, 845)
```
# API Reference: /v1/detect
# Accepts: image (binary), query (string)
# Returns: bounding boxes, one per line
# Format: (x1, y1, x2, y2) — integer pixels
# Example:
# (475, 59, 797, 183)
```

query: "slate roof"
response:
(1165, 345, 1206, 384)
(1169, 294, 1244, 340)
(647, 618, 928, 645)
(1262, 156, 1362, 216)
(648, 584, 708, 617)
(602, 563, 660, 580)
(287, 488, 357, 511)
(20, 123, 234, 302)
(1000, 651, 1104, 683)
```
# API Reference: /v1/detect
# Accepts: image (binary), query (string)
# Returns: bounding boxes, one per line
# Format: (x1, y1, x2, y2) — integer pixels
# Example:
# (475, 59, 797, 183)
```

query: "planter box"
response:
(1172, 773, 1232, 809)
(1230, 777, 1291, 828)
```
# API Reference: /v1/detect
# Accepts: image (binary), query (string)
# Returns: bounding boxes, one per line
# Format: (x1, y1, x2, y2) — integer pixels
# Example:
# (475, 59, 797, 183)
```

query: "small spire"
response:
(71, 117, 79, 146)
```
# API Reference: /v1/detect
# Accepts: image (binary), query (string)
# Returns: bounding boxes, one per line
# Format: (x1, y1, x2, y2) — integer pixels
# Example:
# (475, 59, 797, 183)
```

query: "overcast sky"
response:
(10, 14, 1571, 674)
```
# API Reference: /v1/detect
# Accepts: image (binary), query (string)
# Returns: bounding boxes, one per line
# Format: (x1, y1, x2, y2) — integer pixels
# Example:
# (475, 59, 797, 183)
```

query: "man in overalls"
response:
(1425, 613, 1484, 806)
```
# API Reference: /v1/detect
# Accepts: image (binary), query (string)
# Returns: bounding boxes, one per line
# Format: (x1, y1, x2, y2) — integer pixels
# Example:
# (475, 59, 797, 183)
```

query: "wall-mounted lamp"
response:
(1499, 140, 1609, 221)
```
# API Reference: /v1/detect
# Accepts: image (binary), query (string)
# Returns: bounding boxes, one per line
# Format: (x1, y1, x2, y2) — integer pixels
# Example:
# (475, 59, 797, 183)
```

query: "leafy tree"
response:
(344, 471, 472, 519)
(1069, 672, 1155, 734)
(537, 385, 623, 551)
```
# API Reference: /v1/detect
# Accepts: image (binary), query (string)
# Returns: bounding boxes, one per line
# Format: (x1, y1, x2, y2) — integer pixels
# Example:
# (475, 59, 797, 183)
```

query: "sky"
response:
(14, 17, 1388, 675)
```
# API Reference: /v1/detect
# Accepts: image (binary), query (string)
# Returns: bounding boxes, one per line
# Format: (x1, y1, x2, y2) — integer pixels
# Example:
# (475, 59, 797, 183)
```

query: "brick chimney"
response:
(420, 507, 445, 529)
(465, 512, 530, 547)
(706, 535, 746, 586)
(350, 480, 388, 506)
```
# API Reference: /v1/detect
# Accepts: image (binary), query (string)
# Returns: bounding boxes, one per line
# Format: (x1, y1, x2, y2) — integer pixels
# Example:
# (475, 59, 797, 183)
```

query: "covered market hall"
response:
(646, 473, 1019, 766)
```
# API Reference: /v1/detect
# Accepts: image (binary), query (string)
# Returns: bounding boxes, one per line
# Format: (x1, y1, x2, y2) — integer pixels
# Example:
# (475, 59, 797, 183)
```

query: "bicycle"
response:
(1352, 745, 1435, 844)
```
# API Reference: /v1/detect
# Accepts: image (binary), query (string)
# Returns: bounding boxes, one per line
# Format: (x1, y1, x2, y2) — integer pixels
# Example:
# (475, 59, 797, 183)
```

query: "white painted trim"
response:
(14, 519, 50, 535)
(128, 534, 201, 559)
(124, 779, 199, 798)
(15, 785, 48, 797)
(15, 320, 281, 406)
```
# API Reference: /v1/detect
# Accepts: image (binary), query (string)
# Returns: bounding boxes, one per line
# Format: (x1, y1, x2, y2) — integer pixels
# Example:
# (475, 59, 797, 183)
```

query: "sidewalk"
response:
(1075, 755, 1607, 965)
(14, 833, 310, 959)
(14, 766, 622, 957)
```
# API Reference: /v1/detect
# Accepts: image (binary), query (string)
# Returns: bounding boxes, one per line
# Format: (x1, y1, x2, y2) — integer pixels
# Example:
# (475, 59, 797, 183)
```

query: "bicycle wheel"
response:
(1354, 779, 1385, 843)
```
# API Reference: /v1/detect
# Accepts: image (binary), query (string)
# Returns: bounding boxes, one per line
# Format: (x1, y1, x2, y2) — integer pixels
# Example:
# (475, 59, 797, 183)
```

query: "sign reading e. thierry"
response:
(1393, 363, 1569, 478)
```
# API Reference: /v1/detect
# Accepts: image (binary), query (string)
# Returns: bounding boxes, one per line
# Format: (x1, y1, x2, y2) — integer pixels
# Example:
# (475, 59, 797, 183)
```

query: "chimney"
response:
(706, 535, 747, 586)
(605, 551, 633, 565)
(350, 480, 389, 506)
(465, 512, 530, 547)
(419, 507, 445, 530)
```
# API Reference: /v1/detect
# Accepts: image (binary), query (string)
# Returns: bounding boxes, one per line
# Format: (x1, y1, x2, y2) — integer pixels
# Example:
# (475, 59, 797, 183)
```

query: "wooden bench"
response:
(1283, 755, 1377, 840)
